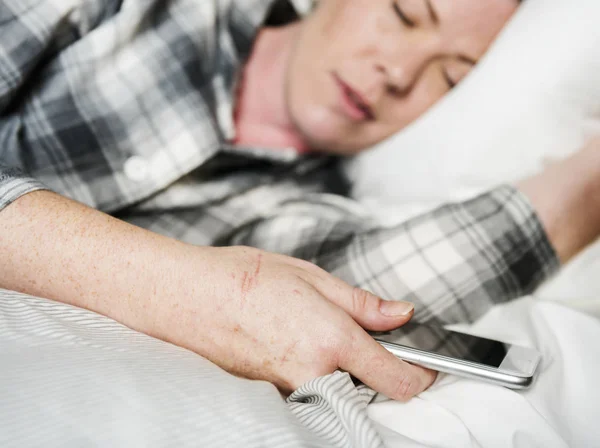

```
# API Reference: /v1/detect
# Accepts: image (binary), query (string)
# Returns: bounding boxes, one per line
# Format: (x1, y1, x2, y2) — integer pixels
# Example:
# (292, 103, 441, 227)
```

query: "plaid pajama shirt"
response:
(0, 0, 559, 446)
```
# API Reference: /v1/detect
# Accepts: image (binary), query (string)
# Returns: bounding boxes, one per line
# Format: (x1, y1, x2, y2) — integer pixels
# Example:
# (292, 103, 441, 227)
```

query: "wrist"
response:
(143, 244, 218, 346)
(518, 139, 600, 263)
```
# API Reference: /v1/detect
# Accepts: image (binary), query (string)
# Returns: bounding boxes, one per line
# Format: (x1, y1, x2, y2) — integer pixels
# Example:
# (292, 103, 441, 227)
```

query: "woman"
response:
(1, 0, 598, 444)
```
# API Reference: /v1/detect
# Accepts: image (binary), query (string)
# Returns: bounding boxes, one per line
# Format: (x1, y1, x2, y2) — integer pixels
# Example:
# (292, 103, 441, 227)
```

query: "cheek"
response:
(299, 0, 383, 75)
(285, 68, 348, 148)
(384, 76, 448, 130)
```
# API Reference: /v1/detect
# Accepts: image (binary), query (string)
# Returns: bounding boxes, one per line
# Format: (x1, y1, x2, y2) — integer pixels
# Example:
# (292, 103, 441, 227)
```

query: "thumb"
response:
(304, 268, 415, 331)
(346, 287, 415, 331)
(339, 326, 437, 402)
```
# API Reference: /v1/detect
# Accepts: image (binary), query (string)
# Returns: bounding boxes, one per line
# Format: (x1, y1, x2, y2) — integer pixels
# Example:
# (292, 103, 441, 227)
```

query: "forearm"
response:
(0, 190, 201, 338)
(0, 191, 440, 401)
(518, 139, 600, 264)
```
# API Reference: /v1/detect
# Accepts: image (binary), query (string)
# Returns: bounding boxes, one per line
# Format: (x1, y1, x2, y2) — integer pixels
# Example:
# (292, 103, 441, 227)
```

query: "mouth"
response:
(332, 73, 375, 122)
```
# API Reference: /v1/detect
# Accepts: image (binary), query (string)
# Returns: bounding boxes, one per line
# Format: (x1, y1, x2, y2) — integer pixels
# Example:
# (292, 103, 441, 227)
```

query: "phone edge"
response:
(379, 342, 536, 390)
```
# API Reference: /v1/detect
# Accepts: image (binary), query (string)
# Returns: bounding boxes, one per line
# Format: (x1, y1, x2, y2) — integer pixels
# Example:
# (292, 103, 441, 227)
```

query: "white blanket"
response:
(1, 292, 597, 447)
(369, 298, 600, 448)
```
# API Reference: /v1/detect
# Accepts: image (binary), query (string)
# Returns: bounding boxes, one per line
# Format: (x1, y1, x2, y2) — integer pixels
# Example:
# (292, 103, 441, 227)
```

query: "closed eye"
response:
(392, 2, 416, 28)
(442, 69, 456, 89)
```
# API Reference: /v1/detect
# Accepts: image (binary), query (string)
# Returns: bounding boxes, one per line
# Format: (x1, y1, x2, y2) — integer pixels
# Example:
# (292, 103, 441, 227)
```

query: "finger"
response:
(338, 328, 437, 402)
(298, 265, 415, 331)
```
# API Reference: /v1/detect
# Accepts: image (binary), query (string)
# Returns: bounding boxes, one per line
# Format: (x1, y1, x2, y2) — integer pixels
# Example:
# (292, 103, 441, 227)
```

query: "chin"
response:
(302, 128, 362, 155)
(303, 129, 371, 156)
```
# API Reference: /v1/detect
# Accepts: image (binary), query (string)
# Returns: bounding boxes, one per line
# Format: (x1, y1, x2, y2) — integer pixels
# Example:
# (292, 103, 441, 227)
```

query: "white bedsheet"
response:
(368, 298, 600, 448)
(1, 293, 597, 447)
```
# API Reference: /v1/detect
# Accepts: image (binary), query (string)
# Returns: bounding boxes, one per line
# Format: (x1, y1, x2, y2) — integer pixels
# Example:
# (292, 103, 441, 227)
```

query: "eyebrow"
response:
(425, 0, 440, 25)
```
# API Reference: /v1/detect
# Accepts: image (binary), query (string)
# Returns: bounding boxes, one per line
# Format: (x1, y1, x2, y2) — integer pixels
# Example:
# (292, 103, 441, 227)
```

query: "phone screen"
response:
(371, 322, 509, 368)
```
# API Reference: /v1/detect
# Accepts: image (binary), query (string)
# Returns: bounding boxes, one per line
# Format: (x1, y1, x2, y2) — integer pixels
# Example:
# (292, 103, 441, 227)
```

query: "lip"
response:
(332, 73, 375, 122)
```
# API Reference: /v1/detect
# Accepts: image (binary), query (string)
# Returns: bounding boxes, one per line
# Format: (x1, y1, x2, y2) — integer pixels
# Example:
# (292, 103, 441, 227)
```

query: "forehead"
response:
(432, 0, 518, 58)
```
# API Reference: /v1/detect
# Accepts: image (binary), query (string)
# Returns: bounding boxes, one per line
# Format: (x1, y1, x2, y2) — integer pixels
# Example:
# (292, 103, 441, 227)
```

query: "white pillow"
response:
(343, 0, 600, 304)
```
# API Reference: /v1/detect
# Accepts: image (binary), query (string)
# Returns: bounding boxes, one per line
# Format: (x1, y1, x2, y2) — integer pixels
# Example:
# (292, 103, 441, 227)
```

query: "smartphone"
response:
(371, 322, 541, 389)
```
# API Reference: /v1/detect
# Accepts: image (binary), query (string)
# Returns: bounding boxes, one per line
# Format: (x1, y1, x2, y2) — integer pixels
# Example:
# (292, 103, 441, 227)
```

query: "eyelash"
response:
(442, 69, 456, 89)
(391, 2, 456, 90)
(392, 2, 416, 28)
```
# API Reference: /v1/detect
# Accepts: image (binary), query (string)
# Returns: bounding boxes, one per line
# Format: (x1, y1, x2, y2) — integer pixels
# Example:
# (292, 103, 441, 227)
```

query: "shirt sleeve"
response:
(0, 166, 47, 210)
(0, 0, 121, 212)
(226, 185, 560, 326)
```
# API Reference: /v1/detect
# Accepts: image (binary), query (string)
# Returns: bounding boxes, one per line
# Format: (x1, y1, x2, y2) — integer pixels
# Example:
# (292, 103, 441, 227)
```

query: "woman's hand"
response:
(2, 192, 434, 401)
(156, 246, 437, 400)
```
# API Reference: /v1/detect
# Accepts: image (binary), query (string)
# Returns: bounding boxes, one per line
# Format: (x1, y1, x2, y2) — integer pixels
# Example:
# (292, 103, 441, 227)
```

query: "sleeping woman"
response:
(1, 0, 599, 413)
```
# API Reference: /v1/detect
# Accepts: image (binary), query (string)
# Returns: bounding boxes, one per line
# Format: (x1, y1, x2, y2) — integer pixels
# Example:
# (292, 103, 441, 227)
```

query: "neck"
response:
(233, 23, 311, 153)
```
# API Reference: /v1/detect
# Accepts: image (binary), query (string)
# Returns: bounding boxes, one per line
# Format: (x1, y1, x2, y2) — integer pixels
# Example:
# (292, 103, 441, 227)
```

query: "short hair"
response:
(266, 0, 299, 26)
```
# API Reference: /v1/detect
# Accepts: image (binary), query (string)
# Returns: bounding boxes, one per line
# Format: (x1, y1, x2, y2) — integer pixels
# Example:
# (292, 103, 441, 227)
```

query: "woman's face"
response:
(286, 0, 518, 154)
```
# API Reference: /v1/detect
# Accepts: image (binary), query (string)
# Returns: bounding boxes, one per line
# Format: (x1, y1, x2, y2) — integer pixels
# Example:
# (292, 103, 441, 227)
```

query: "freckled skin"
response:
(238, 254, 263, 306)
(280, 340, 299, 365)
(240, 271, 250, 305)
(254, 254, 262, 278)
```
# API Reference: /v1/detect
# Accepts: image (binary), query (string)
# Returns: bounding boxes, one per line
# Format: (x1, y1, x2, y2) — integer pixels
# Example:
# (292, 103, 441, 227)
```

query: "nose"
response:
(361, 62, 415, 105)
(374, 38, 430, 97)
(375, 60, 419, 97)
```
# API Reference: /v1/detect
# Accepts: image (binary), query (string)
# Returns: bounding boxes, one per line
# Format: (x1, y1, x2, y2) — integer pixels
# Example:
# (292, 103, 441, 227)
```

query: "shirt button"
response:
(124, 156, 149, 182)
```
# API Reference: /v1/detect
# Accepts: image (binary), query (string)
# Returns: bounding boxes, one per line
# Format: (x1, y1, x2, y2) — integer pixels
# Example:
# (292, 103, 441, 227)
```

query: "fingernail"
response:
(379, 300, 414, 317)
